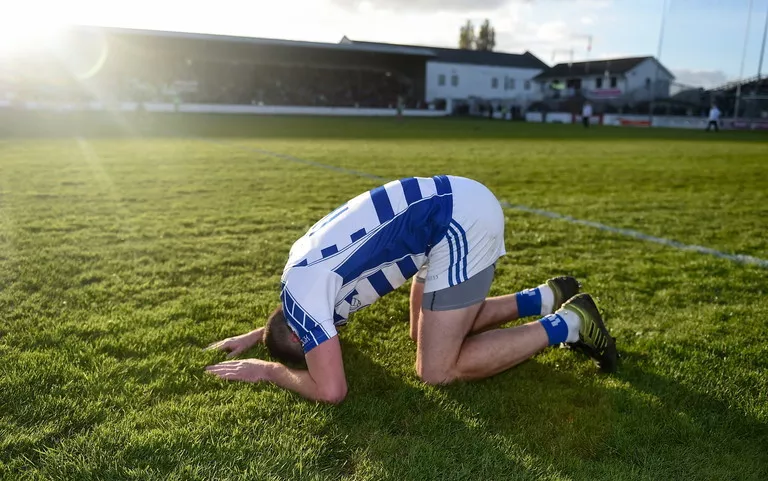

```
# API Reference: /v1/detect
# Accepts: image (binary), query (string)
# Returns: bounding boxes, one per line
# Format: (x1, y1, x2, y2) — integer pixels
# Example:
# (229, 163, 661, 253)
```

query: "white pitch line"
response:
(212, 140, 768, 269)
(501, 202, 768, 268)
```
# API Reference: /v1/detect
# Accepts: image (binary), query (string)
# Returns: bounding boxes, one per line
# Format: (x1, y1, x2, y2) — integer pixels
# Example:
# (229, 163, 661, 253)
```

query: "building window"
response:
(438, 74, 446, 86)
(451, 74, 459, 86)
(596, 77, 603, 89)
(491, 77, 499, 89)
(610, 76, 618, 88)
(567, 78, 582, 89)
(506, 78, 516, 90)
(645, 77, 652, 89)
(524, 80, 531, 90)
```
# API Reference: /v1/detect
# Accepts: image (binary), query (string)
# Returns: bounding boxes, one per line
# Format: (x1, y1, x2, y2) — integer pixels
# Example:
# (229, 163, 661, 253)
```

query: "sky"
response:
(1, 0, 768, 88)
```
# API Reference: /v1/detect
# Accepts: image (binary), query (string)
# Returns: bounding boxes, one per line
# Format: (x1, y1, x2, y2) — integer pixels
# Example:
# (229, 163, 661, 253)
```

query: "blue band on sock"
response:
(515, 288, 542, 318)
(540, 314, 568, 345)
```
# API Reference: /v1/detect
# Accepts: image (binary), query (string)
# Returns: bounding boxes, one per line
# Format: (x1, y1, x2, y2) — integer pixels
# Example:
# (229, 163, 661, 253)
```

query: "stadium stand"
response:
(2, 26, 434, 109)
(1, 26, 549, 115)
(707, 76, 768, 118)
(3, 25, 766, 123)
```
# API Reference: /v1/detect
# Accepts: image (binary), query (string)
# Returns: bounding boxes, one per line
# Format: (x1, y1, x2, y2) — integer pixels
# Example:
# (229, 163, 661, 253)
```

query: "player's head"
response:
(264, 306, 306, 367)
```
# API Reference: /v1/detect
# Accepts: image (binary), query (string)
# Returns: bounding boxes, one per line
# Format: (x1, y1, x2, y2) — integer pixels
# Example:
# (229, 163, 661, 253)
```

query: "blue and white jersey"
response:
(280, 175, 453, 353)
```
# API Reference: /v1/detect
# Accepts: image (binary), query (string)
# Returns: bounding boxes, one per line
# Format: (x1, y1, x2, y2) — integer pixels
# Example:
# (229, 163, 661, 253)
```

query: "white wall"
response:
(625, 58, 674, 99)
(602, 114, 705, 129)
(3, 101, 449, 117)
(525, 112, 544, 122)
(425, 61, 544, 105)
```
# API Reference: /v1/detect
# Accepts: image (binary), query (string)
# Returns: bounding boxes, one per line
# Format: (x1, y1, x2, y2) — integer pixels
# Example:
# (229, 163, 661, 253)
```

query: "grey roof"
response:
(534, 56, 675, 80)
(72, 26, 437, 57)
(343, 38, 548, 70)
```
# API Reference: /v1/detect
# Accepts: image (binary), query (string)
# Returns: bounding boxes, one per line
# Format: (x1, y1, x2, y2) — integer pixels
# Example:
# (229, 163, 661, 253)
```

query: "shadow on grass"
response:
(332, 339, 768, 480)
(604, 350, 768, 479)
(5, 326, 765, 479)
(2, 111, 766, 143)
(322, 342, 573, 480)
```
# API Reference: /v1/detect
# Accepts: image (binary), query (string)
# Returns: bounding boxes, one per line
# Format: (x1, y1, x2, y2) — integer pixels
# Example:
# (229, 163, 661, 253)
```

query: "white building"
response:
(341, 38, 549, 109)
(534, 56, 675, 103)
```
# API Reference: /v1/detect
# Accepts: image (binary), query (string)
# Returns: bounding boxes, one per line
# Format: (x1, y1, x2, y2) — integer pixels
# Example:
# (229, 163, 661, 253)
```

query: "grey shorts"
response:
(419, 264, 495, 311)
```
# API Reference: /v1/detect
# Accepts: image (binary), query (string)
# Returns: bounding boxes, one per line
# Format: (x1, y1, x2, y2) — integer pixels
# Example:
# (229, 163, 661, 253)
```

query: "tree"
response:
(476, 19, 496, 52)
(459, 20, 475, 50)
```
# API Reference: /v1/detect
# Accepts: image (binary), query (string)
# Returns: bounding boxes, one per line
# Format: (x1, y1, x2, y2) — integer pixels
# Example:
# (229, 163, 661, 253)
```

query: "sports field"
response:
(1, 114, 767, 480)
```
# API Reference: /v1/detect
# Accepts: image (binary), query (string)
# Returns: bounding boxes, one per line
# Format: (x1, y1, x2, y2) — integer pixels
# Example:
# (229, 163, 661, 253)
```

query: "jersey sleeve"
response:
(280, 268, 341, 353)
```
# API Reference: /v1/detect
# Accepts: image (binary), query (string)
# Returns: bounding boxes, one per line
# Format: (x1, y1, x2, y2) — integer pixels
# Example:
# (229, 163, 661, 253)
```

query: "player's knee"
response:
(416, 364, 457, 385)
(317, 382, 348, 405)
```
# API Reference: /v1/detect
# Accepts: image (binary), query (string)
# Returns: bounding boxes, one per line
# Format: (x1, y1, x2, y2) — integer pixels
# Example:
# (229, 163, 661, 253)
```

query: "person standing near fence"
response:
(706, 104, 721, 132)
(582, 101, 593, 128)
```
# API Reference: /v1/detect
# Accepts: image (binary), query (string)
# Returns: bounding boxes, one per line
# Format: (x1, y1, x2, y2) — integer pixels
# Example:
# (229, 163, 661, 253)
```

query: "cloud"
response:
(331, 0, 613, 11)
(330, 0, 516, 13)
(333, 0, 613, 64)
(671, 69, 728, 89)
(575, 0, 612, 8)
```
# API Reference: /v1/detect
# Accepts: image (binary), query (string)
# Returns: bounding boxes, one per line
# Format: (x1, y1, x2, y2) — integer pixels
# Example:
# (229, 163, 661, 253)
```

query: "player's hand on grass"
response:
(205, 327, 265, 359)
(205, 359, 273, 383)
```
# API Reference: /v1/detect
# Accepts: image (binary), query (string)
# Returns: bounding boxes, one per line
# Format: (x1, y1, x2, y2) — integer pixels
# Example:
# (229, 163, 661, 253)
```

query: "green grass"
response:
(1, 114, 767, 480)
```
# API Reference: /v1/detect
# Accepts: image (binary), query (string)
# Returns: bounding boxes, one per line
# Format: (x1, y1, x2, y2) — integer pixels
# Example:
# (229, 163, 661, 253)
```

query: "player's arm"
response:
(409, 263, 428, 342)
(205, 336, 348, 404)
(205, 327, 265, 358)
(269, 336, 347, 403)
(410, 278, 425, 342)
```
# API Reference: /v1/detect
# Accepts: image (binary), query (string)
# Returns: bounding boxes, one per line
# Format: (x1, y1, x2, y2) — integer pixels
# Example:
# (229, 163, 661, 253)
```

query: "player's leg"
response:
(414, 175, 615, 383)
(417, 288, 616, 384)
(416, 300, 550, 384)
(417, 269, 554, 383)
(469, 275, 580, 334)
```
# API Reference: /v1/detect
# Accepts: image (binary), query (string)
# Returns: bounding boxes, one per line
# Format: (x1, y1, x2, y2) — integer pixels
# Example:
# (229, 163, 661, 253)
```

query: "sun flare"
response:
(0, 17, 63, 57)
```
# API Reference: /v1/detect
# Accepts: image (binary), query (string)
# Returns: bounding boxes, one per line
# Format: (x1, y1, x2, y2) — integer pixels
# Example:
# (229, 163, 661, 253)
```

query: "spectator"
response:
(582, 101, 593, 128)
(706, 104, 720, 132)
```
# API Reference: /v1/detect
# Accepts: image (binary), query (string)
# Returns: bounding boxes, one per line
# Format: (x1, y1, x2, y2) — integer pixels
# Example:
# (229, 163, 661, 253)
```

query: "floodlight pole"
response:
(735, 0, 754, 120)
(650, 0, 669, 126)
(758, 1, 768, 80)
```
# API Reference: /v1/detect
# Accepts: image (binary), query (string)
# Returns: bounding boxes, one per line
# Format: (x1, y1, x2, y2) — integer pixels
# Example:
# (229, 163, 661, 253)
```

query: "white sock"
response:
(538, 284, 555, 316)
(558, 308, 582, 343)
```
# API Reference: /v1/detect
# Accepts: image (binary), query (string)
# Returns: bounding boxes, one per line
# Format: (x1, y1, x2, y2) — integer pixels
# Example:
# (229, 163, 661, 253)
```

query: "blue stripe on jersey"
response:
(368, 270, 394, 297)
(294, 258, 308, 267)
(448, 224, 463, 284)
(434, 175, 451, 195)
(283, 287, 295, 314)
(400, 177, 422, 205)
(321, 245, 338, 258)
(350, 228, 367, 242)
(333, 193, 453, 285)
(370, 185, 395, 223)
(333, 312, 346, 323)
(281, 287, 330, 352)
(452, 221, 470, 284)
(308, 204, 348, 237)
(396, 256, 419, 279)
(446, 228, 456, 287)
(344, 289, 358, 303)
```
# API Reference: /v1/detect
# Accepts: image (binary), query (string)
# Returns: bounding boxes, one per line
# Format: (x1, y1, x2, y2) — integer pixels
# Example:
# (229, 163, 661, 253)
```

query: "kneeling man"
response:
(206, 175, 617, 403)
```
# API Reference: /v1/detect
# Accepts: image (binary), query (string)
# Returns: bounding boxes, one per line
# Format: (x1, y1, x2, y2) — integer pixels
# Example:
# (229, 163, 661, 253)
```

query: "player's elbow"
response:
(317, 383, 347, 404)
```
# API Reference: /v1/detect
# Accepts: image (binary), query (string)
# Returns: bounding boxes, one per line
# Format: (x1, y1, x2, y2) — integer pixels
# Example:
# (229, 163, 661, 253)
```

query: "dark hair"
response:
(264, 306, 306, 367)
